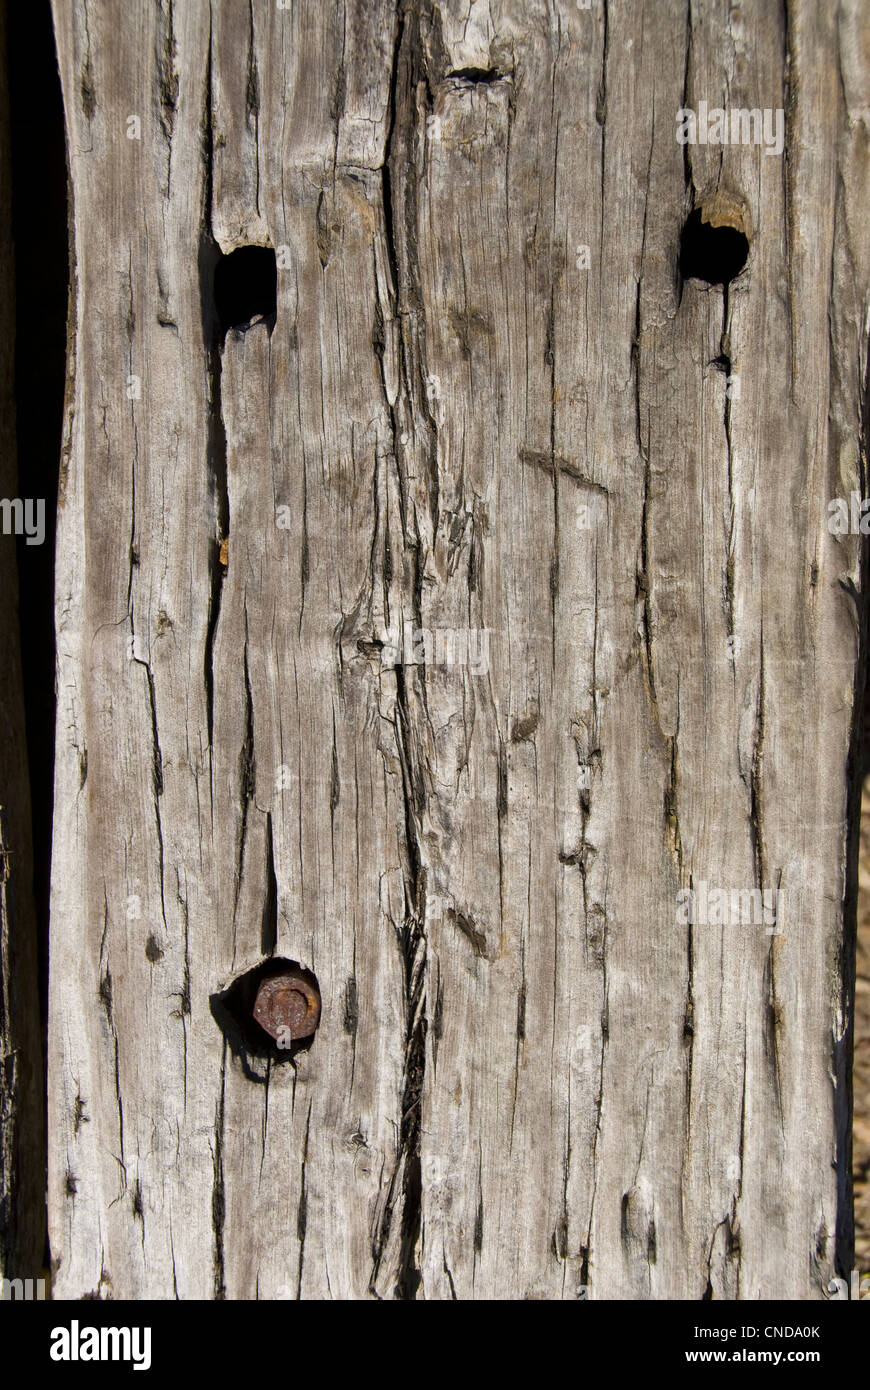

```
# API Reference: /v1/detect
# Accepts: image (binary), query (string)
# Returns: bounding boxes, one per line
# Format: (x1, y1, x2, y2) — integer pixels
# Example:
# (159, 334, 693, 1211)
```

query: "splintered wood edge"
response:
(697, 191, 752, 242)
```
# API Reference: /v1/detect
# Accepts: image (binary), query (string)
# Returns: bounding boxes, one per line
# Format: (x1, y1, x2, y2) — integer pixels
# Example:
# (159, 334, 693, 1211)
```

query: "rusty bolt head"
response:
(253, 971, 321, 1045)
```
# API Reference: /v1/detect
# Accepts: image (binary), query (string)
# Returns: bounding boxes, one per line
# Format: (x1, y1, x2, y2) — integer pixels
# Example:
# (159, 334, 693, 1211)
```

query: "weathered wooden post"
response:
(44, 0, 869, 1299)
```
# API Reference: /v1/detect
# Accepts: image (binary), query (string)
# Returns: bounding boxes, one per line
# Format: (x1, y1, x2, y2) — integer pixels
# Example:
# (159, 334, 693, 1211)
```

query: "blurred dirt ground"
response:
(854, 781, 870, 1267)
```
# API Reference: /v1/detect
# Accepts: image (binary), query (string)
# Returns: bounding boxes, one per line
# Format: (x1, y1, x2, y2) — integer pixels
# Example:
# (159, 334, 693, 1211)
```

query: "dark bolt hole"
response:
(210, 957, 320, 1083)
(213, 245, 277, 335)
(679, 209, 749, 287)
(446, 66, 503, 84)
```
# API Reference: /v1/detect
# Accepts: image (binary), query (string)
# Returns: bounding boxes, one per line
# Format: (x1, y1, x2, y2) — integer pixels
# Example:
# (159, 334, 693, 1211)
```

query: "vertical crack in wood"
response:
(261, 813, 277, 958)
(211, 1045, 227, 1299)
(382, 0, 440, 531)
(748, 635, 766, 889)
(246, 0, 260, 218)
(201, 21, 229, 755)
(680, 0, 693, 199)
(98, 904, 127, 1203)
(296, 1103, 311, 1299)
(392, 663, 427, 1298)
(634, 280, 658, 724)
(78, 0, 95, 124)
(367, 0, 438, 1297)
(136, 656, 168, 939)
(157, 0, 178, 199)
(780, 0, 797, 401)
(203, 343, 228, 755)
(232, 615, 255, 947)
(597, 0, 608, 254)
(547, 106, 561, 668)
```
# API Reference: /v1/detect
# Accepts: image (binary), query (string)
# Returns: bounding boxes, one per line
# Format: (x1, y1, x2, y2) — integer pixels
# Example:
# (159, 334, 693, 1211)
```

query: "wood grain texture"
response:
(47, 0, 870, 1299)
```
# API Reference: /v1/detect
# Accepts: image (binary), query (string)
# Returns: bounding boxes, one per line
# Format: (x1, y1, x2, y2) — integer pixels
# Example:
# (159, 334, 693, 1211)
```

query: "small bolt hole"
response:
(679, 208, 749, 287)
(213, 245, 277, 335)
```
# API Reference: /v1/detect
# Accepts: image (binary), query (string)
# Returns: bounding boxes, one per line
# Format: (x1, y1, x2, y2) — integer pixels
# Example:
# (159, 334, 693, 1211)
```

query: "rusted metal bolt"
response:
(253, 970, 321, 1048)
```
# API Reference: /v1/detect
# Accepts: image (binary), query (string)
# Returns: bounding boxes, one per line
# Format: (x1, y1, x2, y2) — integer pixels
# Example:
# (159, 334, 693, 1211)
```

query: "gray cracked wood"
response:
(47, 0, 870, 1298)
